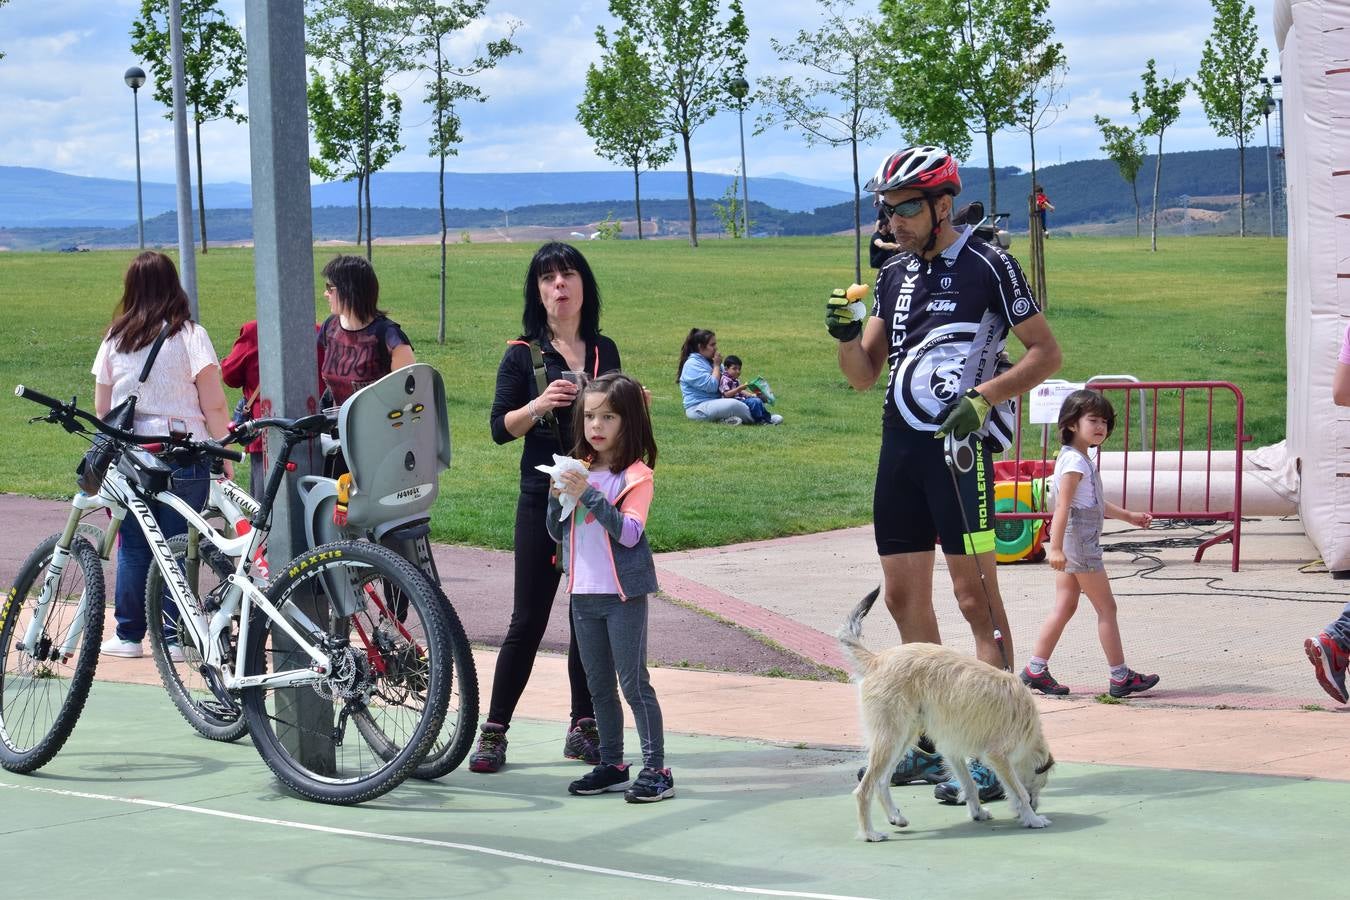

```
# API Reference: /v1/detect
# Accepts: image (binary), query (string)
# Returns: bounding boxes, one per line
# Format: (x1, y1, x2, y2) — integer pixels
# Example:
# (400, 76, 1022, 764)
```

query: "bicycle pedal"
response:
(199, 700, 240, 723)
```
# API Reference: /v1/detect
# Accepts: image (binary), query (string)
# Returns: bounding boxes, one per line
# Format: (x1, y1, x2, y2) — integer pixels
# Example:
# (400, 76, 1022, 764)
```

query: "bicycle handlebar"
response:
(15, 384, 245, 463)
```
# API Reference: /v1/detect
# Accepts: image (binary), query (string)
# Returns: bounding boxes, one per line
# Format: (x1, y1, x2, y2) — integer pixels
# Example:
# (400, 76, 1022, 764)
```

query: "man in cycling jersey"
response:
(828, 145, 1062, 803)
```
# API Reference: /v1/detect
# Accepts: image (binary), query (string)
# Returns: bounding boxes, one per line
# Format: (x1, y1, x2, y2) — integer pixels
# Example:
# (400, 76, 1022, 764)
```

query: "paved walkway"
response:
(3, 494, 1349, 897)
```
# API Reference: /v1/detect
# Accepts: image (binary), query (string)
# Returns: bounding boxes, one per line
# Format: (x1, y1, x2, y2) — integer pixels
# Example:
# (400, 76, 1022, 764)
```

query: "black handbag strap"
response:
(135, 321, 174, 385)
(528, 340, 565, 449)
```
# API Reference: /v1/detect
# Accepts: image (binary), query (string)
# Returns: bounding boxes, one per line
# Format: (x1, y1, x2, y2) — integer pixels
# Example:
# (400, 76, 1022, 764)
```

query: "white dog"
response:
(838, 589, 1054, 842)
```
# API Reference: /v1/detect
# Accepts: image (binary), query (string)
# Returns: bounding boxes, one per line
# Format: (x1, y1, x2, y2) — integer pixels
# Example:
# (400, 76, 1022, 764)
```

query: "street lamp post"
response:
(1262, 93, 1276, 238)
(727, 76, 750, 238)
(124, 66, 147, 249)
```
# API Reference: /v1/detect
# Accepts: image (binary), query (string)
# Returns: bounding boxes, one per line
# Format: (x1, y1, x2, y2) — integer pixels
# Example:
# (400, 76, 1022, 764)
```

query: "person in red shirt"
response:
(221, 320, 324, 497)
(1034, 184, 1055, 237)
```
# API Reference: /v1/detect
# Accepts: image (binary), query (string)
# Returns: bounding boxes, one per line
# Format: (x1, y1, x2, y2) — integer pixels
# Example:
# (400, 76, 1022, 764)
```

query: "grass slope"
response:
(0, 235, 1286, 550)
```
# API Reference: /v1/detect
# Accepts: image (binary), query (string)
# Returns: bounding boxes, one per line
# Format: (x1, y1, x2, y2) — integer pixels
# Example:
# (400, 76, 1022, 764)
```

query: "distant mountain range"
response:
(0, 147, 1285, 248)
(0, 166, 853, 228)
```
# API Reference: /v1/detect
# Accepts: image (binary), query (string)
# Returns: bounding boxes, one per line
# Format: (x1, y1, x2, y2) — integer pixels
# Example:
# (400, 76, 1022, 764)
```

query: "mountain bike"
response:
(143, 470, 261, 743)
(298, 363, 478, 779)
(3, 385, 450, 805)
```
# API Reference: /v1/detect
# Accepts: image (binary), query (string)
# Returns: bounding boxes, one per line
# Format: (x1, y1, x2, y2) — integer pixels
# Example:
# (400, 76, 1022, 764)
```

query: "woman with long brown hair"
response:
(92, 251, 231, 659)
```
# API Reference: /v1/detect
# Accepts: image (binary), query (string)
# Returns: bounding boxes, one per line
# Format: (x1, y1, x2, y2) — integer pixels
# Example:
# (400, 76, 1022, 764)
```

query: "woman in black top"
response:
(472, 242, 622, 774)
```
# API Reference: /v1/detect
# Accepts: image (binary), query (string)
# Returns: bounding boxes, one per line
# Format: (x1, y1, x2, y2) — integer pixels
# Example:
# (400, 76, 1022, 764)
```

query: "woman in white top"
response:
(92, 251, 232, 659)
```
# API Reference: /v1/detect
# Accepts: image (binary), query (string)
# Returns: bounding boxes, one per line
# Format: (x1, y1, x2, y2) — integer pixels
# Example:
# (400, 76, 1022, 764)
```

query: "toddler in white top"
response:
(1021, 389, 1161, 700)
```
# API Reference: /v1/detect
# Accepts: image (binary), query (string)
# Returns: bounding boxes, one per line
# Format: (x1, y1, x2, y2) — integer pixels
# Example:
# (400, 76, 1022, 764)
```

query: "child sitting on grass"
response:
(720, 354, 782, 425)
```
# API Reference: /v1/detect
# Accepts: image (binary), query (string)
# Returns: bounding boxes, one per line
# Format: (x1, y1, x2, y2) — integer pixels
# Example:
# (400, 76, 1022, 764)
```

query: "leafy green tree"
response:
(307, 68, 403, 248)
(602, 0, 749, 247)
(1094, 115, 1147, 237)
(408, 0, 520, 344)
(756, 0, 891, 281)
(578, 30, 675, 242)
(130, 0, 247, 254)
(712, 176, 747, 239)
(307, 0, 416, 259)
(1194, 0, 1268, 237)
(595, 211, 624, 240)
(877, 0, 1061, 218)
(1131, 58, 1189, 251)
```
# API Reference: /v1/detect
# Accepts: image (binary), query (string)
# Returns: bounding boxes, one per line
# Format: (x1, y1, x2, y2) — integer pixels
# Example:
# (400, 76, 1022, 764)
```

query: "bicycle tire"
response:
(374, 577, 478, 780)
(145, 534, 249, 743)
(0, 533, 105, 773)
(239, 540, 449, 805)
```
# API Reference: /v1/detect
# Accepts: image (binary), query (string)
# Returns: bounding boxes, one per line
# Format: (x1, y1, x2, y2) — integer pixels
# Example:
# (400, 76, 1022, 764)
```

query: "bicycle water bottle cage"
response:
(117, 446, 174, 494)
(336, 363, 451, 533)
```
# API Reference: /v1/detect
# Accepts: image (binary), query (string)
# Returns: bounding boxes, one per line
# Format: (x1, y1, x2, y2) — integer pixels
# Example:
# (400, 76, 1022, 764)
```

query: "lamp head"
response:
(124, 66, 147, 90)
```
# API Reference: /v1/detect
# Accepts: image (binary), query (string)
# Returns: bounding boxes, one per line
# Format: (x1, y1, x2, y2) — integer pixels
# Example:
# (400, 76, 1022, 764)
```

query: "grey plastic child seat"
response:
(338, 363, 451, 538)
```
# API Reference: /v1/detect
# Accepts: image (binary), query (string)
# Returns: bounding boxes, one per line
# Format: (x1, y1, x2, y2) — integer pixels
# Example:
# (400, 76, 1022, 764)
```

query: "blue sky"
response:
(0, 0, 1282, 192)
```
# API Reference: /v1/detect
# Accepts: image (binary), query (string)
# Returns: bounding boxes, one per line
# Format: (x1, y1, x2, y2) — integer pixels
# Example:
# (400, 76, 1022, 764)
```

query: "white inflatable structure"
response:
(1275, 1, 1350, 572)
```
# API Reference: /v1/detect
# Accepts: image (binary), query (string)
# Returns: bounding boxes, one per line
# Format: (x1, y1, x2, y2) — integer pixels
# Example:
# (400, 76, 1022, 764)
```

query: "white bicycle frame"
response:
(30, 463, 338, 692)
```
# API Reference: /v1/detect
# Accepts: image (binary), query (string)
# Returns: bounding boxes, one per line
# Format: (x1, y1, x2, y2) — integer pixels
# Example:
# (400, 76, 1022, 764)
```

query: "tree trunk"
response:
(985, 127, 997, 219)
(438, 153, 447, 346)
(851, 136, 861, 284)
(1238, 138, 1247, 238)
(1132, 178, 1141, 238)
(633, 164, 644, 240)
(681, 130, 698, 247)
(193, 104, 208, 254)
(355, 175, 363, 246)
(435, 47, 447, 344)
(365, 170, 373, 261)
(1150, 133, 1163, 252)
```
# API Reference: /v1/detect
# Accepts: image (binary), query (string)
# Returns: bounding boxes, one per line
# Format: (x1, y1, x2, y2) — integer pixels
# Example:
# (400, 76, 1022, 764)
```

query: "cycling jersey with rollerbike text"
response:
(870, 226, 1040, 450)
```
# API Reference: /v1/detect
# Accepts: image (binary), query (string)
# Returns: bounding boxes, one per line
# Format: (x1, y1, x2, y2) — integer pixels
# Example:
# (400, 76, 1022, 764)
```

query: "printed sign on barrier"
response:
(1028, 379, 1083, 425)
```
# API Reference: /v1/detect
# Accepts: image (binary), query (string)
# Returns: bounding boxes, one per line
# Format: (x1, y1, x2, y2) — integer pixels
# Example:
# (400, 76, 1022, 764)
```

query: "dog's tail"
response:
(836, 587, 881, 675)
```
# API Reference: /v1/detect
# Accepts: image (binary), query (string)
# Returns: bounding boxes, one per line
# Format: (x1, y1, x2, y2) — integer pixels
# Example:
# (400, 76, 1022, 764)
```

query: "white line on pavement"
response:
(0, 780, 876, 900)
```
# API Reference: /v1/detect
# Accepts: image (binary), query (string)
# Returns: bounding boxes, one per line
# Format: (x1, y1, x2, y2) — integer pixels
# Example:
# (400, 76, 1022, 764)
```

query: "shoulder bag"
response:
(77, 321, 172, 495)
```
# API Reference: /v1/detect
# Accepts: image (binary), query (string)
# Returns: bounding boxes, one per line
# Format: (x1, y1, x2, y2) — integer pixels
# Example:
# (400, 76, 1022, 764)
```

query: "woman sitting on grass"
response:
(677, 328, 753, 426)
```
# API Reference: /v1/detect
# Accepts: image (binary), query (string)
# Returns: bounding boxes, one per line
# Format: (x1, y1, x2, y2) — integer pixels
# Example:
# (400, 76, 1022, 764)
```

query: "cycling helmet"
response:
(864, 146, 962, 196)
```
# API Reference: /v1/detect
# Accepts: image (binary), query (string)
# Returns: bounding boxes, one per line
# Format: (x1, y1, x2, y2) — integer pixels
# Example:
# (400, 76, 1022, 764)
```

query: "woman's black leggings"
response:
(485, 490, 594, 728)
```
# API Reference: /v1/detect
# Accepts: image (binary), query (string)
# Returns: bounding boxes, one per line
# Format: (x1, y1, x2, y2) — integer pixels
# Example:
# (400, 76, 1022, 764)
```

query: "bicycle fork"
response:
(21, 504, 101, 662)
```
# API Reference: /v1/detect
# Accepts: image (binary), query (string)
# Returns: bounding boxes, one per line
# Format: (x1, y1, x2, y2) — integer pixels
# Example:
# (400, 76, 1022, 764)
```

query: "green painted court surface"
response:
(0, 680, 1338, 898)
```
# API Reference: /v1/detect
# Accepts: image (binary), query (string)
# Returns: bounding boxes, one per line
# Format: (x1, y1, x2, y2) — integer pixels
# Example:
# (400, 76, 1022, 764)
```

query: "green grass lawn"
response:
(0, 234, 1287, 550)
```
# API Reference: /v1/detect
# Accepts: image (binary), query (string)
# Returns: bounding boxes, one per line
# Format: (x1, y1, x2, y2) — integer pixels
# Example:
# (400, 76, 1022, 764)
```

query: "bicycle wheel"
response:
(239, 541, 449, 805)
(404, 580, 478, 779)
(0, 533, 105, 773)
(145, 534, 249, 743)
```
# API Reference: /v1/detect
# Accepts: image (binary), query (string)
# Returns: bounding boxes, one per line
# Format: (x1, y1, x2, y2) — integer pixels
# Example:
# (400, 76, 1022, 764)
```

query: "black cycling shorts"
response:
(873, 426, 996, 557)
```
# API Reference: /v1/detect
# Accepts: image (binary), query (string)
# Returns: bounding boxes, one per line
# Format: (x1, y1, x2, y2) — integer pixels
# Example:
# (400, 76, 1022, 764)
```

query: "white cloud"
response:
(0, 0, 1283, 192)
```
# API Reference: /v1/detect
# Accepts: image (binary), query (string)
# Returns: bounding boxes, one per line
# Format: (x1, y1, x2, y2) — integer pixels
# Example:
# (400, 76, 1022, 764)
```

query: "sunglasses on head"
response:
(878, 196, 927, 219)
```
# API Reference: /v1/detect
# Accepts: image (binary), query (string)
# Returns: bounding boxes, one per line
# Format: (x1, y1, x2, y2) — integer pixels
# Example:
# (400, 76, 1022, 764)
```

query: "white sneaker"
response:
(723, 416, 743, 426)
(166, 643, 186, 664)
(769, 414, 784, 425)
(100, 637, 143, 658)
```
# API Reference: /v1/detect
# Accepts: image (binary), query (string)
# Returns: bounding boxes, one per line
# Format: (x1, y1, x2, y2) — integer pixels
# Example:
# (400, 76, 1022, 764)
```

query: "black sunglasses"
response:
(879, 196, 927, 219)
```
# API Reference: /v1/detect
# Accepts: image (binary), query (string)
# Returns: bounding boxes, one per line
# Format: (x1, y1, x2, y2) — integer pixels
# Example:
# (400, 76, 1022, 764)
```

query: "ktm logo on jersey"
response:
(927, 299, 957, 314)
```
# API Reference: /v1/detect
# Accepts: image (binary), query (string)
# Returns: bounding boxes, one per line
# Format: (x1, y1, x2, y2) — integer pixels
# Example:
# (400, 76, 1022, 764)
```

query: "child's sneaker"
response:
(563, 717, 601, 764)
(1304, 632, 1349, 704)
(722, 416, 742, 426)
(568, 763, 631, 795)
(1109, 669, 1160, 698)
(624, 767, 675, 803)
(1020, 665, 1070, 695)
(468, 723, 508, 773)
